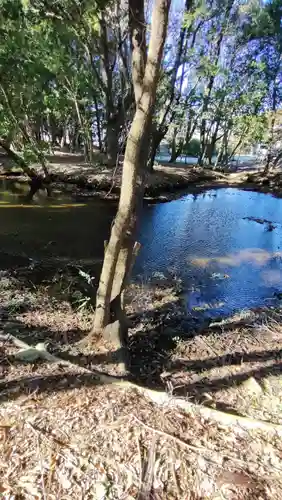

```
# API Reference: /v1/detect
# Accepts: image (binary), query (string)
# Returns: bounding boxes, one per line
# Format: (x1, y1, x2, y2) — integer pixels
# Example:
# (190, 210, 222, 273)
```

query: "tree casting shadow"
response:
(1, 295, 282, 414)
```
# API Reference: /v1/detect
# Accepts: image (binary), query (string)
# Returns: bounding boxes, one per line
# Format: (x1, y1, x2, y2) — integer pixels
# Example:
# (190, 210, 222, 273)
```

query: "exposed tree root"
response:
(2, 332, 282, 435)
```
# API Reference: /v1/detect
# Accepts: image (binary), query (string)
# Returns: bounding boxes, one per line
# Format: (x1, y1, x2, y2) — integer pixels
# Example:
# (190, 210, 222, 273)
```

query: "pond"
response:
(1, 181, 282, 317)
(155, 153, 258, 165)
(137, 188, 282, 316)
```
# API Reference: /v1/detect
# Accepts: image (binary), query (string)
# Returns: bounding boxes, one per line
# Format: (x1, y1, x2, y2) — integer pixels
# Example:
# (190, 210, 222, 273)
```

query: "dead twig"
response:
(170, 450, 181, 497)
(133, 415, 208, 455)
(26, 421, 72, 451)
(35, 430, 47, 500)
(132, 416, 265, 471)
(136, 433, 143, 491)
(138, 433, 157, 500)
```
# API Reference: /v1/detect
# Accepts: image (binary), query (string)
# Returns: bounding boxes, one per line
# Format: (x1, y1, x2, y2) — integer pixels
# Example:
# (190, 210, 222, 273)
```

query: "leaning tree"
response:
(85, 0, 173, 372)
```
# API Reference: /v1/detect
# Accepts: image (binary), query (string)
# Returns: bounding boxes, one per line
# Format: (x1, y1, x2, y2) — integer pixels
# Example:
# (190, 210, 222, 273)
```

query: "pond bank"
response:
(1, 264, 282, 497)
(1, 152, 282, 201)
(1, 267, 282, 497)
(1, 264, 282, 425)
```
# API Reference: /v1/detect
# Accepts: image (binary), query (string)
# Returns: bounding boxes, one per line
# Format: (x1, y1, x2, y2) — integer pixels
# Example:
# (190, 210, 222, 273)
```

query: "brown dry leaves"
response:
(0, 382, 281, 499)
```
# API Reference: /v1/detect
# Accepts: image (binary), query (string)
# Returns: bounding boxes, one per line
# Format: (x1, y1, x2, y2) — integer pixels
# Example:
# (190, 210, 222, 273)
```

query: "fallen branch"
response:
(2, 332, 282, 435)
(132, 415, 244, 468)
(0, 139, 36, 179)
(133, 415, 205, 454)
(0, 139, 52, 199)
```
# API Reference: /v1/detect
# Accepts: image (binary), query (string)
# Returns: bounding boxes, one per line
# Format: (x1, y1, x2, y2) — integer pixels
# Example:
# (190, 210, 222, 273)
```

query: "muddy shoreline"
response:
(1, 154, 282, 202)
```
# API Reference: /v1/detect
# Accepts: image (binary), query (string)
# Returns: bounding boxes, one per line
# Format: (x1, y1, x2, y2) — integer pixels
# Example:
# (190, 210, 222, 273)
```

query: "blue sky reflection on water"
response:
(135, 188, 282, 316)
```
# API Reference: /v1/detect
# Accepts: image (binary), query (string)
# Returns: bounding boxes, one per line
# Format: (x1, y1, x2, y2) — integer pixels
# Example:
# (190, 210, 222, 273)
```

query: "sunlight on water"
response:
(2, 182, 282, 317)
(136, 188, 282, 315)
(261, 269, 282, 285)
(190, 249, 282, 268)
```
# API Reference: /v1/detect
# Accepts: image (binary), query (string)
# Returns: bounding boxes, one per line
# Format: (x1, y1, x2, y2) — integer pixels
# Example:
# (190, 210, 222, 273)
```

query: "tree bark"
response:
(86, 0, 171, 373)
(264, 84, 278, 175)
(169, 128, 178, 163)
(94, 95, 103, 151)
(147, 0, 194, 169)
(207, 119, 220, 165)
(106, 117, 119, 166)
(148, 125, 168, 170)
(198, 0, 234, 164)
(169, 114, 198, 163)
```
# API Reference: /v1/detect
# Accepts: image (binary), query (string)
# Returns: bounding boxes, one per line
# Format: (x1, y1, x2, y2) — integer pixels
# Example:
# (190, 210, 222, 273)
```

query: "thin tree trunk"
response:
(170, 114, 198, 162)
(0, 139, 51, 199)
(198, 1, 234, 163)
(149, 0, 193, 167)
(86, 0, 171, 373)
(0, 83, 50, 180)
(60, 132, 66, 149)
(148, 127, 167, 170)
(94, 95, 103, 151)
(207, 119, 220, 165)
(73, 98, 91, 162)
(227, 127, 247, 164)
(221, 126, 231, 166)
(271, 150, 282, 169)
(169, 129, 178, 163)
(264, 85, 277, 174)
(106, 118, 119, 166)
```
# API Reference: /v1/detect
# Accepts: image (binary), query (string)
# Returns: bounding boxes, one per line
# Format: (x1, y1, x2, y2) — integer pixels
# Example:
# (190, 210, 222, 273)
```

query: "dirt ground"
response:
(1, 151, 282, 201)
(1, 268, 282, 498)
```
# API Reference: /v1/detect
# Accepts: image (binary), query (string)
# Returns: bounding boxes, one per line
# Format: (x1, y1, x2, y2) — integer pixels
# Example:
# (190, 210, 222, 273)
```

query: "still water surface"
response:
(137, 188, 282, 315)
(1, 183, 282, 317)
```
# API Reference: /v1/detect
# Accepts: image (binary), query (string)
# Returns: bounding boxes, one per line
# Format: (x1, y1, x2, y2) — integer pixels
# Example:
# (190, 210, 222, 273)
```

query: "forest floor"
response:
(1, 151, 282, 201)
(1, 265, 282, 498)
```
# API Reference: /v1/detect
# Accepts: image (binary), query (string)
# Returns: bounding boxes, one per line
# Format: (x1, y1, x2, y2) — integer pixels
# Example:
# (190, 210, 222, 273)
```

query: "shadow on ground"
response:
(1, 289, 282, 418)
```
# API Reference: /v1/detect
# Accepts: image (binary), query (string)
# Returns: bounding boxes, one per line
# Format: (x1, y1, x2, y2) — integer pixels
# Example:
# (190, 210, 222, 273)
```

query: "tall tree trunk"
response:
(100, 14, 120, 167)
(198, 0, 233, 164)
(60, 131, 66, 149)
(149, 0, 193, 167)
(148, 126, 167, 170)
(264, 84, 277, 175)
(198, 118, 207, 166)
(220, 125, 231, 166)
(85, 0, 171, 373)
(106, 117, 119, 166)
(94, 95, 103, 151)
(169, 128, 178, 163)
(170, 114, 198, 163)
(207, 119, 220, 165)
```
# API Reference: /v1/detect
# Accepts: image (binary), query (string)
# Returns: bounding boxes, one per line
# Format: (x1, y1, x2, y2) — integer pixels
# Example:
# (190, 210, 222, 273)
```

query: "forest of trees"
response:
(0, 0, 281, 172)
(2, 3, 282, 496)
(0, 0, 282, 370)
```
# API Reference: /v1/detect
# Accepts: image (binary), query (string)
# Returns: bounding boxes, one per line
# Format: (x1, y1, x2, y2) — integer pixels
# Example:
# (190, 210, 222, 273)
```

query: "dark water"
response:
(1, 181, 282, 317)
